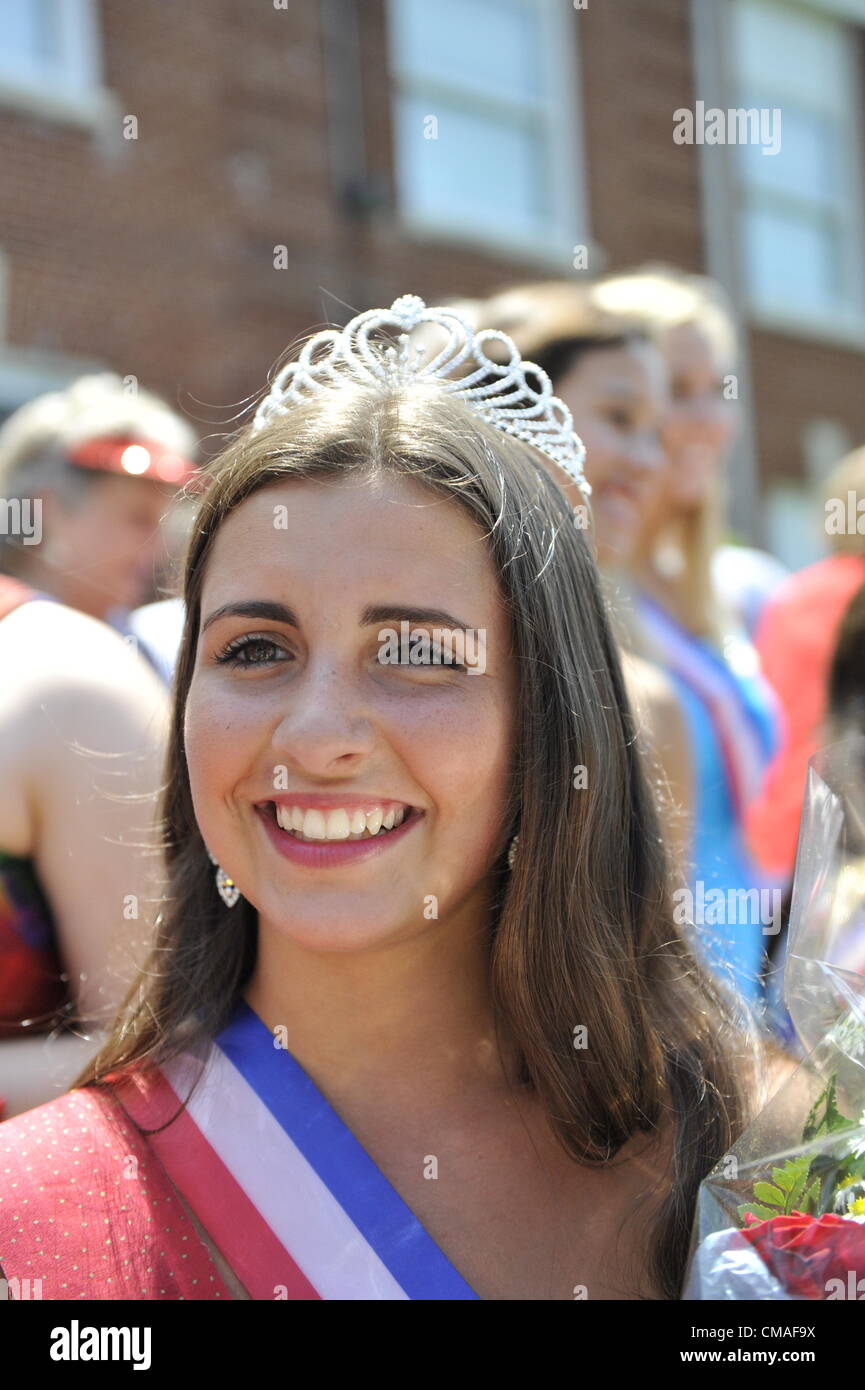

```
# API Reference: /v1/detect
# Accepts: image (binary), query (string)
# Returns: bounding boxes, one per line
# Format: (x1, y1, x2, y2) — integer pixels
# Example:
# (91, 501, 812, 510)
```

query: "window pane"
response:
(732, 0, 847, 112)
(744, 204, 841, 314)
(0, 0, 58, 66)
(390, 0, 543, 103)
(736, 106, 840, 206)
(393, 94, 547, 239)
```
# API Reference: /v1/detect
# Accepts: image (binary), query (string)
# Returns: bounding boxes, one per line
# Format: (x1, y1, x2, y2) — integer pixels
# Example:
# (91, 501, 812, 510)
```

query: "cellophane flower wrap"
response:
(684, 737, 865, 1300)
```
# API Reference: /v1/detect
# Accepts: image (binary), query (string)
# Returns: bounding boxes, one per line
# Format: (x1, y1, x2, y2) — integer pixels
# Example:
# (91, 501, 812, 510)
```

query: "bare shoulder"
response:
(0, 599, 167, 706)
(0, 600, 168, 854)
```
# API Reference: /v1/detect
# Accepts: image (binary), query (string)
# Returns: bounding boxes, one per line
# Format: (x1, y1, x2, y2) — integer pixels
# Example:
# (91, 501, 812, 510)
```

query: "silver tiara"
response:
(251, 294, 590, 501)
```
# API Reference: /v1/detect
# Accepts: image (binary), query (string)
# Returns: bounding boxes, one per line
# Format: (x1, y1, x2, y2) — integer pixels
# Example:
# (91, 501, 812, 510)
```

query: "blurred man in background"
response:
(0, 373, 198, 675)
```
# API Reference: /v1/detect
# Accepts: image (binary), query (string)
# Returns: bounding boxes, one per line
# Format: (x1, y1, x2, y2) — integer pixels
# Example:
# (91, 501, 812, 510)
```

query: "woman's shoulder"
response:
(0, 598, 168, 708)
(0, 1084, 230, 1300)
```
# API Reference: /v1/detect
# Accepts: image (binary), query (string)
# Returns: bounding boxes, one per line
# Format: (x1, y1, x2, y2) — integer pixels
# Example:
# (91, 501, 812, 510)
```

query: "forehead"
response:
(568, 341, 666, 396)
(200, 471, 504, 617)
(663, 321, 719, 371)
(93, 473, 176, 505)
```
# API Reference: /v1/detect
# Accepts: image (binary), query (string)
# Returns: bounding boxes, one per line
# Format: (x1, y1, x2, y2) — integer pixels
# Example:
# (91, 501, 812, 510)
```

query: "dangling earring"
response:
(206, 848, 240, 908)
(507, 835, 519, 869)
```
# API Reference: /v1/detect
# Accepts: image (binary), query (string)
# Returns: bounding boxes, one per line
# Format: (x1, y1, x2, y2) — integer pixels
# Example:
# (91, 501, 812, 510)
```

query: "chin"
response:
(258, 900, 426, 954)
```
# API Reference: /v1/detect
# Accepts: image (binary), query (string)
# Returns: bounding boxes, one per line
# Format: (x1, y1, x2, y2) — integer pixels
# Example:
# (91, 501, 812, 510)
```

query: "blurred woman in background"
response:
(594, 266, 781, 1011)
(450, 281, 693, 864)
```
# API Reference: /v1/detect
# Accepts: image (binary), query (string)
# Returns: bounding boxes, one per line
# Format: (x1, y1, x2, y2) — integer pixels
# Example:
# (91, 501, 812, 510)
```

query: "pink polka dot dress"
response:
(0, 1086, 231, 1299)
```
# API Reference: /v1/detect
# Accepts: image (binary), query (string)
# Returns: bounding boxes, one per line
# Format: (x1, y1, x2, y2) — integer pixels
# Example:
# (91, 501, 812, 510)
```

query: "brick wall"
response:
(0, 0, 863, 488)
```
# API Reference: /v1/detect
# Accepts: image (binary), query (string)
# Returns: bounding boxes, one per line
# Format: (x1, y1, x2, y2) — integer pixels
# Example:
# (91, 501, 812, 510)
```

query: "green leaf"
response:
(773, 1154, 811, 1212)
(753, 1182, 785, 1207)
(802, 1178, 821, 1212)
(771, 1164, 798, 1193)
(803, 1076, 835, 1140)
(803, 1075, 854, 1142)
(737, 1202, 779, 1223)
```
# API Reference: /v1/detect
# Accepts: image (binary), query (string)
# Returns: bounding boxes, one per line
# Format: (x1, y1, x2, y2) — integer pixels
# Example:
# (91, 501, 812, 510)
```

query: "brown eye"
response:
(214, 635, 289, 667)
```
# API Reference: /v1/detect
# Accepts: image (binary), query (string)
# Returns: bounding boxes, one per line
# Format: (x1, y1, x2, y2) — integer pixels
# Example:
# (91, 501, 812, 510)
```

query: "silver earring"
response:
(508, 835, 519, 869)
(206, 848, 240, 908)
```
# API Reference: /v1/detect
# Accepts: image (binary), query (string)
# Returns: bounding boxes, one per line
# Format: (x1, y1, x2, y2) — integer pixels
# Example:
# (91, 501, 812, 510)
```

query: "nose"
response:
(677, 392, 730, 442)
(270, 660, 376, 777)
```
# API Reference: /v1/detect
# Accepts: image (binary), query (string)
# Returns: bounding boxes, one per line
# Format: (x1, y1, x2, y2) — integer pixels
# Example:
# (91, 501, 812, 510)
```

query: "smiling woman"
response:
(0, 298, 762, 1302)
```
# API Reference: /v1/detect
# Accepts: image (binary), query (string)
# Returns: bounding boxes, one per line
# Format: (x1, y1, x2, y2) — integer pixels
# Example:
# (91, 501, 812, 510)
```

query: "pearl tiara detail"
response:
(251, 293, 590, 501)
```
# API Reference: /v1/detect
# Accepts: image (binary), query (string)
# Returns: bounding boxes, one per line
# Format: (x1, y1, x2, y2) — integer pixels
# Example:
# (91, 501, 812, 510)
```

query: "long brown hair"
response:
(79, 371, 756, 1298)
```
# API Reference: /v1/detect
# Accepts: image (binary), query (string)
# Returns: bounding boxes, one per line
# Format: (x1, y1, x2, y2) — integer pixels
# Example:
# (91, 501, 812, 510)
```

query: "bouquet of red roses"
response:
(684, 738, 865, 1300)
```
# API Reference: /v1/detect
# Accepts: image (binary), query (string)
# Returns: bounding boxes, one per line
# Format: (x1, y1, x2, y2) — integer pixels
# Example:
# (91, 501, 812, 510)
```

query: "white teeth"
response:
(273, 803, 411, 841)
(302, 809, 327, 839)
(325, 809, 351, 840)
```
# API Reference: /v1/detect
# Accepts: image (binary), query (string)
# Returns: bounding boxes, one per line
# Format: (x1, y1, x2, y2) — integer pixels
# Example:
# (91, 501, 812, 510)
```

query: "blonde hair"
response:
(824, 445, 865, 557)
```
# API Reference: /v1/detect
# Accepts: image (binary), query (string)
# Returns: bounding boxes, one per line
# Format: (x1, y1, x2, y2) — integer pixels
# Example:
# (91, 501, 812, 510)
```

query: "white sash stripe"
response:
(163, 1048, 409, 1301)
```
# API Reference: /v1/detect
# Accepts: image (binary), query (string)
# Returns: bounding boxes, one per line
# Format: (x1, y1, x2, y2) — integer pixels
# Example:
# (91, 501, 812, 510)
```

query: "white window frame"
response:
(728, 0, 865, 348)
(385, 0, 588, 269)
(0, 0, 111, 128)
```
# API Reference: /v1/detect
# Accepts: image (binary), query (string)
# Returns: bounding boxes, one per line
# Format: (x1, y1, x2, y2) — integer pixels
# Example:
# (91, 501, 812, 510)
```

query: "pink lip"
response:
(254, 801, 422, 868)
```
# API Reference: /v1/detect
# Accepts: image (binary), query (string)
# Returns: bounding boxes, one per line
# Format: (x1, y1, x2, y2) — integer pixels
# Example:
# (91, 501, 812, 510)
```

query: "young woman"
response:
(0, 296, 758, 1301)
(452, 281, 692, 863)
(593, 268, 781, 1011)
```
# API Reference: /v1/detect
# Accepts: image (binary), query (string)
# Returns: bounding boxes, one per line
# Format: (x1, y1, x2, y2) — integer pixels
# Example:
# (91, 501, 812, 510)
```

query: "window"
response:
(0, 0, 106, 124)
(731, 0, 865, 331)
(386, 0, 585, 265)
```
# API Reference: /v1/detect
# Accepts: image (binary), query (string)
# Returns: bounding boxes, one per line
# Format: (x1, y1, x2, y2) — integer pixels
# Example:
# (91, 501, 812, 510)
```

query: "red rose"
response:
(741, 1210, 865, 1298)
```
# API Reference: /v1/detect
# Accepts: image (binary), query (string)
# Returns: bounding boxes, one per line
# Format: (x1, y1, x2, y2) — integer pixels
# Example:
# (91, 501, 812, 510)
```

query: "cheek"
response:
(397, 690, 514, 841)
(579, 421, 620, 488)
(183, 679, 256, 806)
(709, 404, 737, 449)
(662, 410, 691, 458)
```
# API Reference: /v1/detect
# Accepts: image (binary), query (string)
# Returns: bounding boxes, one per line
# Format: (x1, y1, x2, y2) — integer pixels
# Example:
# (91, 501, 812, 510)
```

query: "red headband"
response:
(67, 435, 199, 486)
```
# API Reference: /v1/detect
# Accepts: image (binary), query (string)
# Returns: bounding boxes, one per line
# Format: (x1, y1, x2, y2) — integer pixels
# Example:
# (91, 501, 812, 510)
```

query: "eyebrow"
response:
(201, 600, 473, 633)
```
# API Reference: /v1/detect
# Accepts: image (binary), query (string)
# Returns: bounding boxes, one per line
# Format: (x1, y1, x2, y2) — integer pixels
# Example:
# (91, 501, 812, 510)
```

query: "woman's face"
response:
(659, 321, 737, 511)
(553, 341, 668, 565)
(185, 472, 517, 953)
(42, 473, 173, 617)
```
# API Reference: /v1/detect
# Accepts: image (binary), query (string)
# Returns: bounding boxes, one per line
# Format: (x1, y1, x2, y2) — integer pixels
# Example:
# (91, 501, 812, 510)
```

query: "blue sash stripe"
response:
(216, 1001, 479, 1300)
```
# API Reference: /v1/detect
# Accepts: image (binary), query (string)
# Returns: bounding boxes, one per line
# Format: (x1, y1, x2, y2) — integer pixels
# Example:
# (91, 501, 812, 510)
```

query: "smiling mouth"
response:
(262, 801, 417, 843)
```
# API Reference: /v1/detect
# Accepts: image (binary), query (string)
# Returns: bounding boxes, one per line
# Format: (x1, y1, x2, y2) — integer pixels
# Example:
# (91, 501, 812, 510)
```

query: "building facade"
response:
(1, 0, 864, 557)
